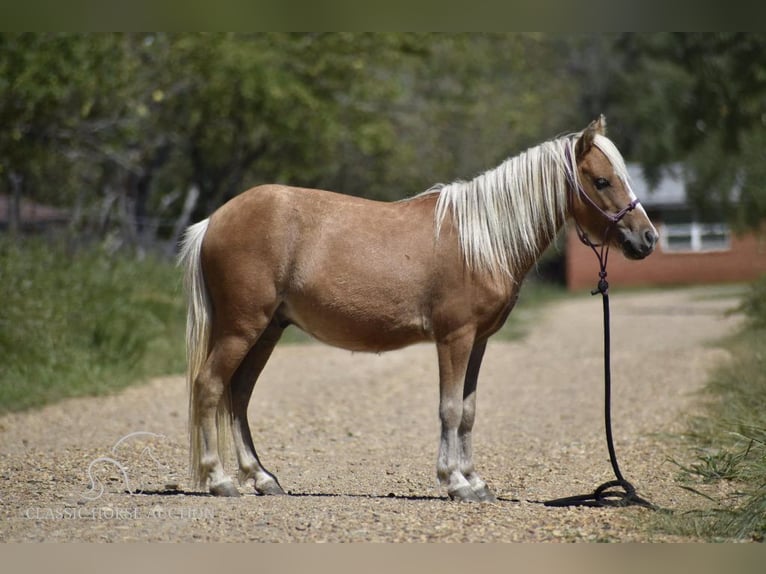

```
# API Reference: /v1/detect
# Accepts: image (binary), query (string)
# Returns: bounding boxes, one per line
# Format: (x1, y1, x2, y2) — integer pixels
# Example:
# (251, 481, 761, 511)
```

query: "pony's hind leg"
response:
(192, 333, 256, 497)
(230, 319, 286, 495)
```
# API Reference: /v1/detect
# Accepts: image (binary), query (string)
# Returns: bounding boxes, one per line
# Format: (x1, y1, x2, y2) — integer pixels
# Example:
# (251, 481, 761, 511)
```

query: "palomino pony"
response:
(178, 116, 658, 502)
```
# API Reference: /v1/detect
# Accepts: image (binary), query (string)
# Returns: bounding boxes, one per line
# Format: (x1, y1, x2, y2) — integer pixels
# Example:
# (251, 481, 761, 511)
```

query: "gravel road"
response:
(0, 285, 742, 542)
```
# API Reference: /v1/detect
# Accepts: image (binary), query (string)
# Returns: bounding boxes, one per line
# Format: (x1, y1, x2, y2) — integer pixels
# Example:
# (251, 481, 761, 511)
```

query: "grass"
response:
(649, 276, 766, 542)
(0, 238, 186, 414)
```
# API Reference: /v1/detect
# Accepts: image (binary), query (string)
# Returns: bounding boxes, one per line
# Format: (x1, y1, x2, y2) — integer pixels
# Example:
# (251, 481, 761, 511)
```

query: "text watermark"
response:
(22, 505, 216, 521)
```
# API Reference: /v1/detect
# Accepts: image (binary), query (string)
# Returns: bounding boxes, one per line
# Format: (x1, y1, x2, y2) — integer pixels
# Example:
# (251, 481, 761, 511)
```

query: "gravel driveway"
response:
(0, 285, 742, 542)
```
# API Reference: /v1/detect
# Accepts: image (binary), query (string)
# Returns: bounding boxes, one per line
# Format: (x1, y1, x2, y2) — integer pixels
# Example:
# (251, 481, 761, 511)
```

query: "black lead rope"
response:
(543, 177, 655, 509)
(544, 282, 655, 509)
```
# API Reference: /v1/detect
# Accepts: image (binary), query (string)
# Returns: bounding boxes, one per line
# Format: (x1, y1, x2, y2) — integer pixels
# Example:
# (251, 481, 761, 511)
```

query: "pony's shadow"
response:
(134, 488, 441, 501)
(287, 491, 443, 502)
(134, 488, 520, 503)
(289, 491, 522, 503)
(133, 488, 208, 497)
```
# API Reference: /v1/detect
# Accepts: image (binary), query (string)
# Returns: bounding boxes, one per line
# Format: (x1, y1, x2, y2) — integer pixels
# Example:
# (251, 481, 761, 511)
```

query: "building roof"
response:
(626, 164, 686, 208)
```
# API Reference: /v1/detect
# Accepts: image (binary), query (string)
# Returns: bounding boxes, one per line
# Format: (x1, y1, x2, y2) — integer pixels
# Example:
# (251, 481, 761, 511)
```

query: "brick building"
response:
(0, 194, 69, 233)
(566, 165, 766, 291)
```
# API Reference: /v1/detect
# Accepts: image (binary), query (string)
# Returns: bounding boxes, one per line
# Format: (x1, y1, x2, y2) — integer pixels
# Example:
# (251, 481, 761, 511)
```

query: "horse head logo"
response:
(81, 431, 174, 501)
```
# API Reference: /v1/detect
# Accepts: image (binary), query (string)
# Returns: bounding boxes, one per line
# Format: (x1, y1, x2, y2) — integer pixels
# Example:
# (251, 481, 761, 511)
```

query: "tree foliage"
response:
(1, 33, 586, 250)
(2, 33, 763, 251)
(604, 33, 766, 231)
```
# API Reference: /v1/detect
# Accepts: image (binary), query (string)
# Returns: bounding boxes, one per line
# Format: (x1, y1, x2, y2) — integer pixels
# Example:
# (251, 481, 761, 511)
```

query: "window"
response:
(661, 222, 731, 253)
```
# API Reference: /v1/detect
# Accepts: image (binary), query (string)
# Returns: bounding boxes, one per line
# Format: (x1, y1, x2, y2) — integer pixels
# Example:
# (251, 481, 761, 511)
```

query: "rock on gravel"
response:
(0, 286, 742, 542)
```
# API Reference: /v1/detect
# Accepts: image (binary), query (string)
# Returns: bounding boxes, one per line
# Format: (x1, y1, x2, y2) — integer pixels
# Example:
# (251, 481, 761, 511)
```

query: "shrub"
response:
(0, 239, 185, 413)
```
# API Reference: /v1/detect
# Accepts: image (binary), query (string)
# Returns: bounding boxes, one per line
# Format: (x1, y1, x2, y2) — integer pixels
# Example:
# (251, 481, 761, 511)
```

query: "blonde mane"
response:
(426, 132, 628, 281)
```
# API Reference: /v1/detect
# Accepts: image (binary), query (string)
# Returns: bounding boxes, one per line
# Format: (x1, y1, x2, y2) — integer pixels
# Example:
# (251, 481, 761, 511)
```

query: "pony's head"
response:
(571, 116, 658, 260)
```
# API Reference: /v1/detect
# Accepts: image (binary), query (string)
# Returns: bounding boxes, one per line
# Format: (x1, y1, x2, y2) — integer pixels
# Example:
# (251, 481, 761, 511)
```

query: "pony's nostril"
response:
(643, 228, 657, 248)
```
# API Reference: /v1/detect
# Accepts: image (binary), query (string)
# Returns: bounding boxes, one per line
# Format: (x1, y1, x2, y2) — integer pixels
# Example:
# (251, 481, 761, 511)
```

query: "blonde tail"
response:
(178, 218, 216, 489)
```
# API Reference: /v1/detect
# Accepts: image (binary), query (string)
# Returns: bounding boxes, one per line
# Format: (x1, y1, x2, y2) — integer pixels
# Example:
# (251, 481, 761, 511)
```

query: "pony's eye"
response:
(594, 177, 610, 190)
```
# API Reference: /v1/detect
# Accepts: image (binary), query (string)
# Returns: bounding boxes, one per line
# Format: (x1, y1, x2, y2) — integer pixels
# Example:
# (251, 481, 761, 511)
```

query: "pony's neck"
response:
(434, 136, 574, 281)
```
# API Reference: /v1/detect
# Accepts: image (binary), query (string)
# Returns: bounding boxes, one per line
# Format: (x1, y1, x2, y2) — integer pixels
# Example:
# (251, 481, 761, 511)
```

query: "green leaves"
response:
(1, 33, 588, 238)
(605, 33, 766, 231)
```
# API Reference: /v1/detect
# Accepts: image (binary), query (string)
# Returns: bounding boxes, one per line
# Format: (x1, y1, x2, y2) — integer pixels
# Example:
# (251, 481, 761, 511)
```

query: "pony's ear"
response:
(575, 115, 607, 160)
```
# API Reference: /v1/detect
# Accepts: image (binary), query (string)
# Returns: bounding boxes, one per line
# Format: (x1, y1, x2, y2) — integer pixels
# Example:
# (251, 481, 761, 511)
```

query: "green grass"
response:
(0, 239, 186, 413)
(649, 276, 766, 542)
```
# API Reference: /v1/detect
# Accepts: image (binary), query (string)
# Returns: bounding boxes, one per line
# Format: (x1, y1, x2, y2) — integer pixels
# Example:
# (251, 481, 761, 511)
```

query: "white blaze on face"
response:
(624, 178, 651, 222)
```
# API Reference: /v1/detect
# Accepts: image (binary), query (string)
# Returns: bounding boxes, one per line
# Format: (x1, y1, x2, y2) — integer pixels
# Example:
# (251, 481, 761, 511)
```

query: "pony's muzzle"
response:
(618, 226, 658, 260)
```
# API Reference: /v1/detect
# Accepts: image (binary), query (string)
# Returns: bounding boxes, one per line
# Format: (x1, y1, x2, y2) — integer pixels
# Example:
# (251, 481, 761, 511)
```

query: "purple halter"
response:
(564, 142, 640, 295)
(565, 142, 640, 248)
(564, 143, 640, 229)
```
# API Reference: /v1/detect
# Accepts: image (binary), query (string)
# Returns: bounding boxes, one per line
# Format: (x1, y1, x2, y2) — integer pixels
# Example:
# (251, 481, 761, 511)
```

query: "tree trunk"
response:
(7, 171, 23, 238)
(166, 185, 199, 256)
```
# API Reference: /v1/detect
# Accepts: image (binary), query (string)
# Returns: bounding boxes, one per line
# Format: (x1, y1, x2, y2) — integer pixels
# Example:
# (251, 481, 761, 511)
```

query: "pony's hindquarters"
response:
(178, 218, 220, 489)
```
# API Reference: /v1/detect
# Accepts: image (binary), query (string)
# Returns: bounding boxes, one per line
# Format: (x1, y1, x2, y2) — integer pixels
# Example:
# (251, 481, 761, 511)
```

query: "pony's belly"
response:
(279, 298, 431, 353)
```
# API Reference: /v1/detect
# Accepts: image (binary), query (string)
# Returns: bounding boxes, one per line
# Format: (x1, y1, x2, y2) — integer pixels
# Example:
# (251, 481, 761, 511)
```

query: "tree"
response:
(375, 33, 584, 195)
(0, 33, 421, 245)
(1, 33, 594, 249)
(604, 33, 766, 232)
(0, 34, 130, 234)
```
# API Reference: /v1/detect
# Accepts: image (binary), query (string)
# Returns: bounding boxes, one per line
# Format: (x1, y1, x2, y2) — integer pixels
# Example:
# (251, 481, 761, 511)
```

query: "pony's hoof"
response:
(473, 486, 497, 503)
(210, 480, 240, 497)
(256, 480, 286, 496)
(448, 485, 482, 502)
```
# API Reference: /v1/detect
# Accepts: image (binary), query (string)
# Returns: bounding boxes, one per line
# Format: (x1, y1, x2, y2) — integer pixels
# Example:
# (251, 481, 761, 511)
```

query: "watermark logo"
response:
(22, 431, 218, 522)
(80, 431, 178, 501)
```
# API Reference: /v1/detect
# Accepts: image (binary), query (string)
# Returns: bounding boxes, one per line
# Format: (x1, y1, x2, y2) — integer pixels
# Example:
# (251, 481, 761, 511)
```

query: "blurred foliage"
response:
(0, 238, 186, 412)
(737, 273, 766, 330)
(0, 33, 585, 247)
(3, 33, 764, 244)
(602, 33, 766, 232)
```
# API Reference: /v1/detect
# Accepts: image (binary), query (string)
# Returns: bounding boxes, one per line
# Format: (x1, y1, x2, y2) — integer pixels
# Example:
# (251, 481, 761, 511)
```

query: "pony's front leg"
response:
(458, 339, 496, 502)
(436, 332, 482, 502)
(230, 321, 286, 496)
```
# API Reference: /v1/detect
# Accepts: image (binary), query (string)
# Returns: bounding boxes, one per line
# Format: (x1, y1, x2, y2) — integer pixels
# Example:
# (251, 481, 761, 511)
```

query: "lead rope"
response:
(544, 149, 656, 509)
(544, 233, 654, 509)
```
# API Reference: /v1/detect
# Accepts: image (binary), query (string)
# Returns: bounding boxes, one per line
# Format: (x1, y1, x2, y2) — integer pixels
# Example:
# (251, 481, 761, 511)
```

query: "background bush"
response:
(0, 239, 185, 413)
